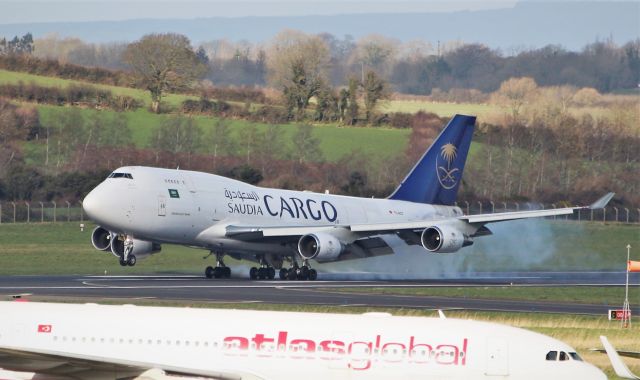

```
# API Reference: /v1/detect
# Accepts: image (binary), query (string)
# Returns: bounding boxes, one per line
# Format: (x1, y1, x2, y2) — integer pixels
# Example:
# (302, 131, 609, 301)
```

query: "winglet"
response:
(600, 336, 640, 380)
(589, 192, 615, 210)
(437, 309, 447, 319)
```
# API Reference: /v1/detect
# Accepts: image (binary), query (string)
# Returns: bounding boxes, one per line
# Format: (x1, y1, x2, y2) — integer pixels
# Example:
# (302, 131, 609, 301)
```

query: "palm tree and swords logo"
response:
(436, 143, 460, 189)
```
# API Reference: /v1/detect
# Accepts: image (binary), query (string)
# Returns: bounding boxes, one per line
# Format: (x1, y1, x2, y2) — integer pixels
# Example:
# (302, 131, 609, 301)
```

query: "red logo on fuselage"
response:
(222, 331, 469, 371)
(37, 324, 52, 333)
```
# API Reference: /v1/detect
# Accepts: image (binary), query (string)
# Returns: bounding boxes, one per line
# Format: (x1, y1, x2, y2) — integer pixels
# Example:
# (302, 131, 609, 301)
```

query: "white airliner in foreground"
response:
(82, 114, 614, 280)
(0, 301, 607, 379)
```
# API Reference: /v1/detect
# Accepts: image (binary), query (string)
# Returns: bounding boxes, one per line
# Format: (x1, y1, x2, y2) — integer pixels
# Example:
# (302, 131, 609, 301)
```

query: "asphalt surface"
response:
(0, 271, 638, 315)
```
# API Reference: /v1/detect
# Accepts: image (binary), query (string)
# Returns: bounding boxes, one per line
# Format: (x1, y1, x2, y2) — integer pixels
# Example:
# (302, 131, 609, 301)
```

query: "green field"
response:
(324, 286, 639, 306)
(32, 104, 411, 163)
(0, 221, 637, 275)
(0, 68, 195, 108)
(382, 99, 496, 117)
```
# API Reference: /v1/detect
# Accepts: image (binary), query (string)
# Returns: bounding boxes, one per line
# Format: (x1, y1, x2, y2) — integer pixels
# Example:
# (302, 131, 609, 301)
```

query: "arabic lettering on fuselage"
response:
(224, 188, 338, 222)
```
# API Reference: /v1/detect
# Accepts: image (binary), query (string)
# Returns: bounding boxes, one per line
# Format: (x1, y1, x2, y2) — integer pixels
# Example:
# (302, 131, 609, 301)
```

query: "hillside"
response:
(1, 2, 638, 50)
(0, 66, 637, 208)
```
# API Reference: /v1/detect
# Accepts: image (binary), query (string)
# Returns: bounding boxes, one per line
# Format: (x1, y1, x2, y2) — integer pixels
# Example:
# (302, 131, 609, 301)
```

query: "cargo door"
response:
(485, 338, 509, 376)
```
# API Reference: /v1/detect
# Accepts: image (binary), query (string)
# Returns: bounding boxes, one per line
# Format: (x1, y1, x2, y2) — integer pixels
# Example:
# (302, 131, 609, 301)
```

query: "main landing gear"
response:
(205, 252, 231, 279)
(249, 256, 276, 280)
(278, 258, 317, 281)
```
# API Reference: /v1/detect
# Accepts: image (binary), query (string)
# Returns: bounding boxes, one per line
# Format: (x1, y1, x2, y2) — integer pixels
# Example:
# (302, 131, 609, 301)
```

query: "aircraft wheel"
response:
(249, 267, 258, 280)
(126, 255, 137, 267)
(205, 266, 215, 279)
(223, 266, 231, 278)
(287, 268, 298, 280)
(119, 258, 127, 267)
(298, 266, 309, 281)
(257, 267, 266, 280)
(268, 267, 276, 280)
(213, 267, 222, 279)
(279, 268, 288, 280)
(308, 269, 318, 281)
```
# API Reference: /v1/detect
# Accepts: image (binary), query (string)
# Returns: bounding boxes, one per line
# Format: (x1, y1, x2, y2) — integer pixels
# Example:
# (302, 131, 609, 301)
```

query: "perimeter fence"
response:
(0, 200, 638, 224)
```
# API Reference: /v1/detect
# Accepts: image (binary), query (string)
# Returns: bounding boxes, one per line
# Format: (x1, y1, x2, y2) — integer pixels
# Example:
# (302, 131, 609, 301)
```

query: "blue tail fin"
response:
(388, 114, 476, 205)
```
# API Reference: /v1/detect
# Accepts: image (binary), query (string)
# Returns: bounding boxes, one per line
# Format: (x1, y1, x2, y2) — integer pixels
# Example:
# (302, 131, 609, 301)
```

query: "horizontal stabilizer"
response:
(589, 192, 615, 210)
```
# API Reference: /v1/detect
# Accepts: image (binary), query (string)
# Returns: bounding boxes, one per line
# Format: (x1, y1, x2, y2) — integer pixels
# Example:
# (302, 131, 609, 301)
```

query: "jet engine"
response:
(298, 232, 344, 262)
(110, 235, 162, 260)
(91, 226, 113, 251)
(420, 225, 469, 253)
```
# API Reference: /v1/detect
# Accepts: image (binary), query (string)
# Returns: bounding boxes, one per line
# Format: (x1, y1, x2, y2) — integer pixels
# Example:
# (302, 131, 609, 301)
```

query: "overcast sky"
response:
(1, 1, 522, 24)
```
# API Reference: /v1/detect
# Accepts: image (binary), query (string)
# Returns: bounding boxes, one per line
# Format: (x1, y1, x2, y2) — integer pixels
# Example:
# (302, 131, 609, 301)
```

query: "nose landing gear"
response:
(118, 236, 136, 267)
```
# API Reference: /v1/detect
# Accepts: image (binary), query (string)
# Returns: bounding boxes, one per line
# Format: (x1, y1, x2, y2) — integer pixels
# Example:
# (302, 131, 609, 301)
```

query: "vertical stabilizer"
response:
(388, 114, 476, 205)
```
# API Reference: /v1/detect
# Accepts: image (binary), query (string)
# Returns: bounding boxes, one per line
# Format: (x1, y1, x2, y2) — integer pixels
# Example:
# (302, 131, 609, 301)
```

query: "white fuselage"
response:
(83, 166, 466, 256)
(0, 302, 605, 380)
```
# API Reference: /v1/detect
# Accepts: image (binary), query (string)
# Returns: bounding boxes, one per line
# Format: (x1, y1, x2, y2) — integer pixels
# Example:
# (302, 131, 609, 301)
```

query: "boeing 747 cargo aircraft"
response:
(82, 114, 614, 280)
(0, 301, 607, 379)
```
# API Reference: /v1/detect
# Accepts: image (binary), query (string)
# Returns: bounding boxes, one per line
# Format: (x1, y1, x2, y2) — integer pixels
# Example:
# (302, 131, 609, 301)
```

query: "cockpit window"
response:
(569, 352, 582, 361)
(546, 351, 558, 361)
(108, 172, 133, 179)
(559, 351, 568, 361)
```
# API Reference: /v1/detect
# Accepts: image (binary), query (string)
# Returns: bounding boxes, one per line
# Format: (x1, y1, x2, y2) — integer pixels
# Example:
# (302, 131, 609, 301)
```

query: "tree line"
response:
(15, 32, 640, 94)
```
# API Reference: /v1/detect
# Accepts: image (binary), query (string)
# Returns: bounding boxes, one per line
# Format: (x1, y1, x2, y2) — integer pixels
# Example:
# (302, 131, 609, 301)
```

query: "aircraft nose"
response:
(83, 184, 117, 225)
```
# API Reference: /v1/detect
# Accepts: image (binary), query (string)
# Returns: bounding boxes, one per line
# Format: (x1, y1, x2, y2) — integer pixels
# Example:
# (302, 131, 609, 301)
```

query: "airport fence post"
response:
(464, 201, 469, 215)
(0, 202, 2, 224)
(25, 202, 30, 223)
(502, 202, 507, 212)
(515, 202, 520, 211)
(590, 208, 594, 222)
(11, 202, 15, 223)
(637, 209, 639, 224)
(490, 201, 495, 214)
(66, 201, 71, 222)
(614, 207, 619, 223)
(477, 201, 482, 214)
(552, 204, 556, 220)
(603, 207, 606, 223)
(79, 201, 84, 223)
(39, 201, 44, 223)
(52, 201, 56, 223)
(577, 208, 581, 222)
(624, 208, 629, 224)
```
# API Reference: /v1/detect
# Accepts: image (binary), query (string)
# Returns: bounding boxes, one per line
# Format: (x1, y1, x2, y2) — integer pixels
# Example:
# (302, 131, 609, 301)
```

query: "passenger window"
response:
(569, 352, 583, 361)
(546, 351, 558, 361)
(559, 352, 568, 361)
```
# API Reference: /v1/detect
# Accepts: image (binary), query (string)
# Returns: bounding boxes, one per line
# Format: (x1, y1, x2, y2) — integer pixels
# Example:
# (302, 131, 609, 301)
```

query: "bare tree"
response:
(124, 33, 205, 113)
(490, 77, 538, 123)
(267, 30, 330, 120)
(362, 70, 388, 124)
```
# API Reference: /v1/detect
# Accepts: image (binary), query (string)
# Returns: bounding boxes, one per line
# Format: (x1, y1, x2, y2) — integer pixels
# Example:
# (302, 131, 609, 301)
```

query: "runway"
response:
(0, 271, 638, 315)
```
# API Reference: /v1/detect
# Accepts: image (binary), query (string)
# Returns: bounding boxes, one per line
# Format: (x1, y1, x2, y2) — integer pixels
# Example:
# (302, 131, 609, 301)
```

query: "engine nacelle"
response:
(110, 235, 162, 259)
(91, 226, 113, 251)
(298, 233, 344, 263)
(420, 225, 468, 253)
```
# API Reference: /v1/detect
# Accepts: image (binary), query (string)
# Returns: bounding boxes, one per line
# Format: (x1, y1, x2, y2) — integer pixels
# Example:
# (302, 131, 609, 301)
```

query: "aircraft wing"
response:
(0, 346, 263, 380)
(226, 193, 614, 239)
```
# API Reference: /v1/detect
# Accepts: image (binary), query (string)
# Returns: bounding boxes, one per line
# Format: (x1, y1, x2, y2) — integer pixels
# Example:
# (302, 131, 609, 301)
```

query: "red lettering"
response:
(461, 338, 468, 366)
(319, 340, 345, 360)
(223, 336, 249, 356)
(435, 344, 459, 365)
(348, 341, 373, 370)
(381, 342, 406, 363)
(409, 336, 433, 364)
(290, 339, 316, 359)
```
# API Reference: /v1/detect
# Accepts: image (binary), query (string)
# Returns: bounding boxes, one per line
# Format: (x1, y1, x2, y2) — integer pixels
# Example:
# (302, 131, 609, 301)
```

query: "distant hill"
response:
(0, 2, 638, 50)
